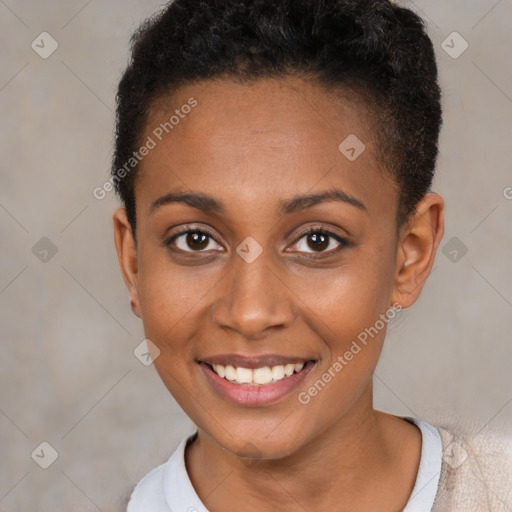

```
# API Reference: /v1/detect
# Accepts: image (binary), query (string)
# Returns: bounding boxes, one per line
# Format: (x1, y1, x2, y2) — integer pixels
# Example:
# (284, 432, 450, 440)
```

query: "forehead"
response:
(136, 77, 397, 219)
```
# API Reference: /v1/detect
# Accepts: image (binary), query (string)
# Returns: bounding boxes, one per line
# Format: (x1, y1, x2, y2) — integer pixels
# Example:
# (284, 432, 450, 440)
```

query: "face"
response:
(114, 76, 439, 459)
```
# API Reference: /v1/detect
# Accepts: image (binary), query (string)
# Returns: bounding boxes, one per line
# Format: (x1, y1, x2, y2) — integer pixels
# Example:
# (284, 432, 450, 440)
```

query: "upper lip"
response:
(198, 354, 315, 369)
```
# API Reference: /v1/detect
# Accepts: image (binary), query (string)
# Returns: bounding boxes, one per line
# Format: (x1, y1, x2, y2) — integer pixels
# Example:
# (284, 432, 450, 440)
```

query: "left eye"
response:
(291, 229, 345, 254)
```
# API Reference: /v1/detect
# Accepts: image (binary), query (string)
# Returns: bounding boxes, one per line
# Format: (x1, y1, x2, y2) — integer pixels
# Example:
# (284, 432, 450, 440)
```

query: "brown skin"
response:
(113, 77, 445, 511)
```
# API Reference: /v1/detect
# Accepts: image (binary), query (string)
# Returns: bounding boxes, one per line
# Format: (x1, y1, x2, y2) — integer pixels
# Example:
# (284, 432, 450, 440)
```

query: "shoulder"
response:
(432, 419, 512, 511)
(126, 460, 169, 511)
(125, 433, 197, 512)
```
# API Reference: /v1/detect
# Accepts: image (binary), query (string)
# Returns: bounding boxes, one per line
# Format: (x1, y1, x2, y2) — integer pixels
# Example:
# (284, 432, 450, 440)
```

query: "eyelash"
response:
(291, 226, 349, 255)
(165, 224, 350, 256)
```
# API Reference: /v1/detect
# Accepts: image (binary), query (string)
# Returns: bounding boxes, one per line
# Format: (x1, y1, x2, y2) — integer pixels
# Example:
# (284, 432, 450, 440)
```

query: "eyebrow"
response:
(149, 188, 368, 215)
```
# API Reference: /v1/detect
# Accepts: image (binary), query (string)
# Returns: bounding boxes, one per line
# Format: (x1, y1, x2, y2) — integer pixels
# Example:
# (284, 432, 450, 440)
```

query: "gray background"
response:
(1, 0, 511, 510)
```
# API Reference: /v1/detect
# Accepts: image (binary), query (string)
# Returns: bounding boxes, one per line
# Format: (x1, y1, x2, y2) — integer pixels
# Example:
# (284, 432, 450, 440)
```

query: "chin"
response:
(205, 420, 313, 462)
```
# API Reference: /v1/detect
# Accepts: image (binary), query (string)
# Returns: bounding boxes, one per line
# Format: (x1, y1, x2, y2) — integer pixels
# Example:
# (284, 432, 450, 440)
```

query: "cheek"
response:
(136, 257, 208, 354)
(137, 262, 208, 407)
(292, 253, 395, 338)
(294, 268, 395, 424)
(138, 245, 212, 316)
(290, 248, 397, 403)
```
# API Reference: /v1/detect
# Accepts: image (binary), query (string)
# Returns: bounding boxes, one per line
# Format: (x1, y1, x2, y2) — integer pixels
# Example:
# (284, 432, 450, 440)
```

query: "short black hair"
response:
(112, 0, 442, 237)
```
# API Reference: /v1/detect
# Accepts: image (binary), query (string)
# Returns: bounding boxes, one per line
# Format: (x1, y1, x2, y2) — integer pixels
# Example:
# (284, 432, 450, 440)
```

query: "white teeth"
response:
(213, 364, 225, 378)
(208, 361, 308, 385)
(253, 366, 273, 384)
(225, 365, 236, 381)
(235, 367, 253, 383)
(284, 364, 295, 376)
(271, 365, 285, 380)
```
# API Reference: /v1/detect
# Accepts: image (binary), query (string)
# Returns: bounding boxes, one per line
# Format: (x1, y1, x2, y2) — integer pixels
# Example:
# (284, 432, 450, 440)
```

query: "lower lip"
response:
(199, 361, 316, 407)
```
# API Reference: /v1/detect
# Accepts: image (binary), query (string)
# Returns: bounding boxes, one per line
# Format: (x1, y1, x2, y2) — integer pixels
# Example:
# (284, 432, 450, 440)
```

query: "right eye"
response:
(165, 227, 224, 253)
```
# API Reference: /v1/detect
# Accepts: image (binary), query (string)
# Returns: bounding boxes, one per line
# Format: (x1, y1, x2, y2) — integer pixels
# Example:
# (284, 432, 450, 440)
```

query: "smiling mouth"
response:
(199, 360, 316, 386)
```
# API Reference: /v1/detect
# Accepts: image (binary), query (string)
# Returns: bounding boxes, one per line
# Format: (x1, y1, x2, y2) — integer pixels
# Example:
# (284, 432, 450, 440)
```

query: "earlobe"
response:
(391, 193, 445, 308)
(112, 208, 142, 318)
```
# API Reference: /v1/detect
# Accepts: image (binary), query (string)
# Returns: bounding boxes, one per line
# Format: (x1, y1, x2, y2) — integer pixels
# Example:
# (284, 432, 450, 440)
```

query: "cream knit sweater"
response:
(432, 422, 512, 511)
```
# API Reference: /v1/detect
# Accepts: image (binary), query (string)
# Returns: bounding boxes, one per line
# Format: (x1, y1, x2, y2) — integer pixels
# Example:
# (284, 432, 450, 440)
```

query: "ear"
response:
(391, 193, 445, 308)
(113, 208, 142, 318)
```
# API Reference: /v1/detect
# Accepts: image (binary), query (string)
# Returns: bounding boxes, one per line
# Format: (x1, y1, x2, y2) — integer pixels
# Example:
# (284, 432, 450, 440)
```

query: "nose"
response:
(211, 251, 295, 340)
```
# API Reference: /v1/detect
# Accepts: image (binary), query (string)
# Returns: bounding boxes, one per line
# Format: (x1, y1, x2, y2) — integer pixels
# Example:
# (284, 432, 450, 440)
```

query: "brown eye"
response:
(167, 228, 222, 253)
(305, 232, 330, 252)
(185, 232, 210, 250)
(291, 228, 347, 254)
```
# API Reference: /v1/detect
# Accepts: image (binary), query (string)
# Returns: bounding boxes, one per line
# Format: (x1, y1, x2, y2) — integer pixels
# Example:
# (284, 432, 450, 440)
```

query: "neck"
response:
(185, 386, 421, 512)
